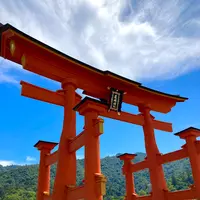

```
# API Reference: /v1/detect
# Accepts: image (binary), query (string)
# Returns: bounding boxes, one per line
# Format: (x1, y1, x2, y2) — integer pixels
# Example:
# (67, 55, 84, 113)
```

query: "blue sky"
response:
(0, 0, 200, 166)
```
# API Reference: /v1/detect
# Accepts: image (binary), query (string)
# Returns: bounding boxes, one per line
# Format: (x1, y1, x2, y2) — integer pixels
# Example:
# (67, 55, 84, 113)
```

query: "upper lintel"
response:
(0, 23, 188, 114)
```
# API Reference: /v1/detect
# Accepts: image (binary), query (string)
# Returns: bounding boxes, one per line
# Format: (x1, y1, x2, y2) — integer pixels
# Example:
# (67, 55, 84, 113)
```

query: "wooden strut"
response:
(130, 148, 188, 173)
(68, 131, 85, 153)
(45, 151, 58, 166)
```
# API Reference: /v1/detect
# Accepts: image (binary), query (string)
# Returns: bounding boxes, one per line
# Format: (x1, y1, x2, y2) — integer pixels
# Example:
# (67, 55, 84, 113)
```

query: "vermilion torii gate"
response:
(1, 23, 199, 200)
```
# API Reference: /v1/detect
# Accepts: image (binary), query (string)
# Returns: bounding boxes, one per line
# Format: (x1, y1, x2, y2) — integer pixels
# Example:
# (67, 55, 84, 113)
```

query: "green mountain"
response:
(0, 153, 193, 200)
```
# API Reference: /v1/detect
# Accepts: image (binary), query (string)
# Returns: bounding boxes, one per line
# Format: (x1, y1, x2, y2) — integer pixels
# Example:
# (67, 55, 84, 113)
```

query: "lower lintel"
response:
(100, 110, 172, 132)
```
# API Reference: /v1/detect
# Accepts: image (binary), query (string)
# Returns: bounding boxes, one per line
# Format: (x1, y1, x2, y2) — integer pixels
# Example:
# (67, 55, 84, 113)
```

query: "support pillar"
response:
(34, 141, 58, 200)
(118, 153, 137, 200)
(73, 97, 107, 200)
(52, 78, 77, 200)
(175, 127, 200, 197)
(84, 111, 102, 200)
(139, 105, 167, 200)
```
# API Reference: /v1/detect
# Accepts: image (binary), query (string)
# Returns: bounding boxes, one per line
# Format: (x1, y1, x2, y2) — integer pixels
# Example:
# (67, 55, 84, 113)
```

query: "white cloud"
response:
(76, 155, 84, 159)
(103, 153, 117, 158)
(0, 160, 16, 166)
(0, 58, 27, 84)
(106, 154, 116, 157)
(0, 156, 37, 167)
(26, 156, 36, 162)
(0, 71, 18, 84)
(0, 0, 200, 84)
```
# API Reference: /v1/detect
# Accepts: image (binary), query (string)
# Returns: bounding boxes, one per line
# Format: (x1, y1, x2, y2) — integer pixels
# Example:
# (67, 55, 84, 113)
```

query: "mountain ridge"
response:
(0, 153, 193, 200)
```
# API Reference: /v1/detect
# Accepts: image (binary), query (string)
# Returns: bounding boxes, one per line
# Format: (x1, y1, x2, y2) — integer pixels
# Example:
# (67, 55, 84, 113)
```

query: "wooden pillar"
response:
(118, 153, 137, 200)
(34, 141, 58, 200)
(175, 127, 200, 197)
(139, 105, 167, 200)
(73, 97, 106, 199)
(84, 111, 102, 200)
(52, 78, 77, 200)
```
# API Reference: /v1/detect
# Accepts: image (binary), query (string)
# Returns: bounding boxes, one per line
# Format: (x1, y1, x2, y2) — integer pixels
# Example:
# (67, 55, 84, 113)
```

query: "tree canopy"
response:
(0, 153, 193, 200)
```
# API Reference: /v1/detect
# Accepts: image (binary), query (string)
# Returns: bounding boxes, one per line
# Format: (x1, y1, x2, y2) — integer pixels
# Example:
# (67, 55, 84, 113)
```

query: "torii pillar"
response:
(74, 98, 106, 200)
(118, 153, 137, 200)
(139, 105, 167, 200)
(52, 78, 77, 200)
(34, 140, 58, 200)
(175, 127, 200, 197)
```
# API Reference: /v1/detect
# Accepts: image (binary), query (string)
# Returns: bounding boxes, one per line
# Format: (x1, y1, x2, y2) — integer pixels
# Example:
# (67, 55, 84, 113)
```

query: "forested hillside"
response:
(0, 153, 193, 200)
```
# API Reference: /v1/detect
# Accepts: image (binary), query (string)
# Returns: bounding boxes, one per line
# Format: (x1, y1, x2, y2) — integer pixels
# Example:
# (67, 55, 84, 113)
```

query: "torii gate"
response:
(0, 23, 190, 200)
